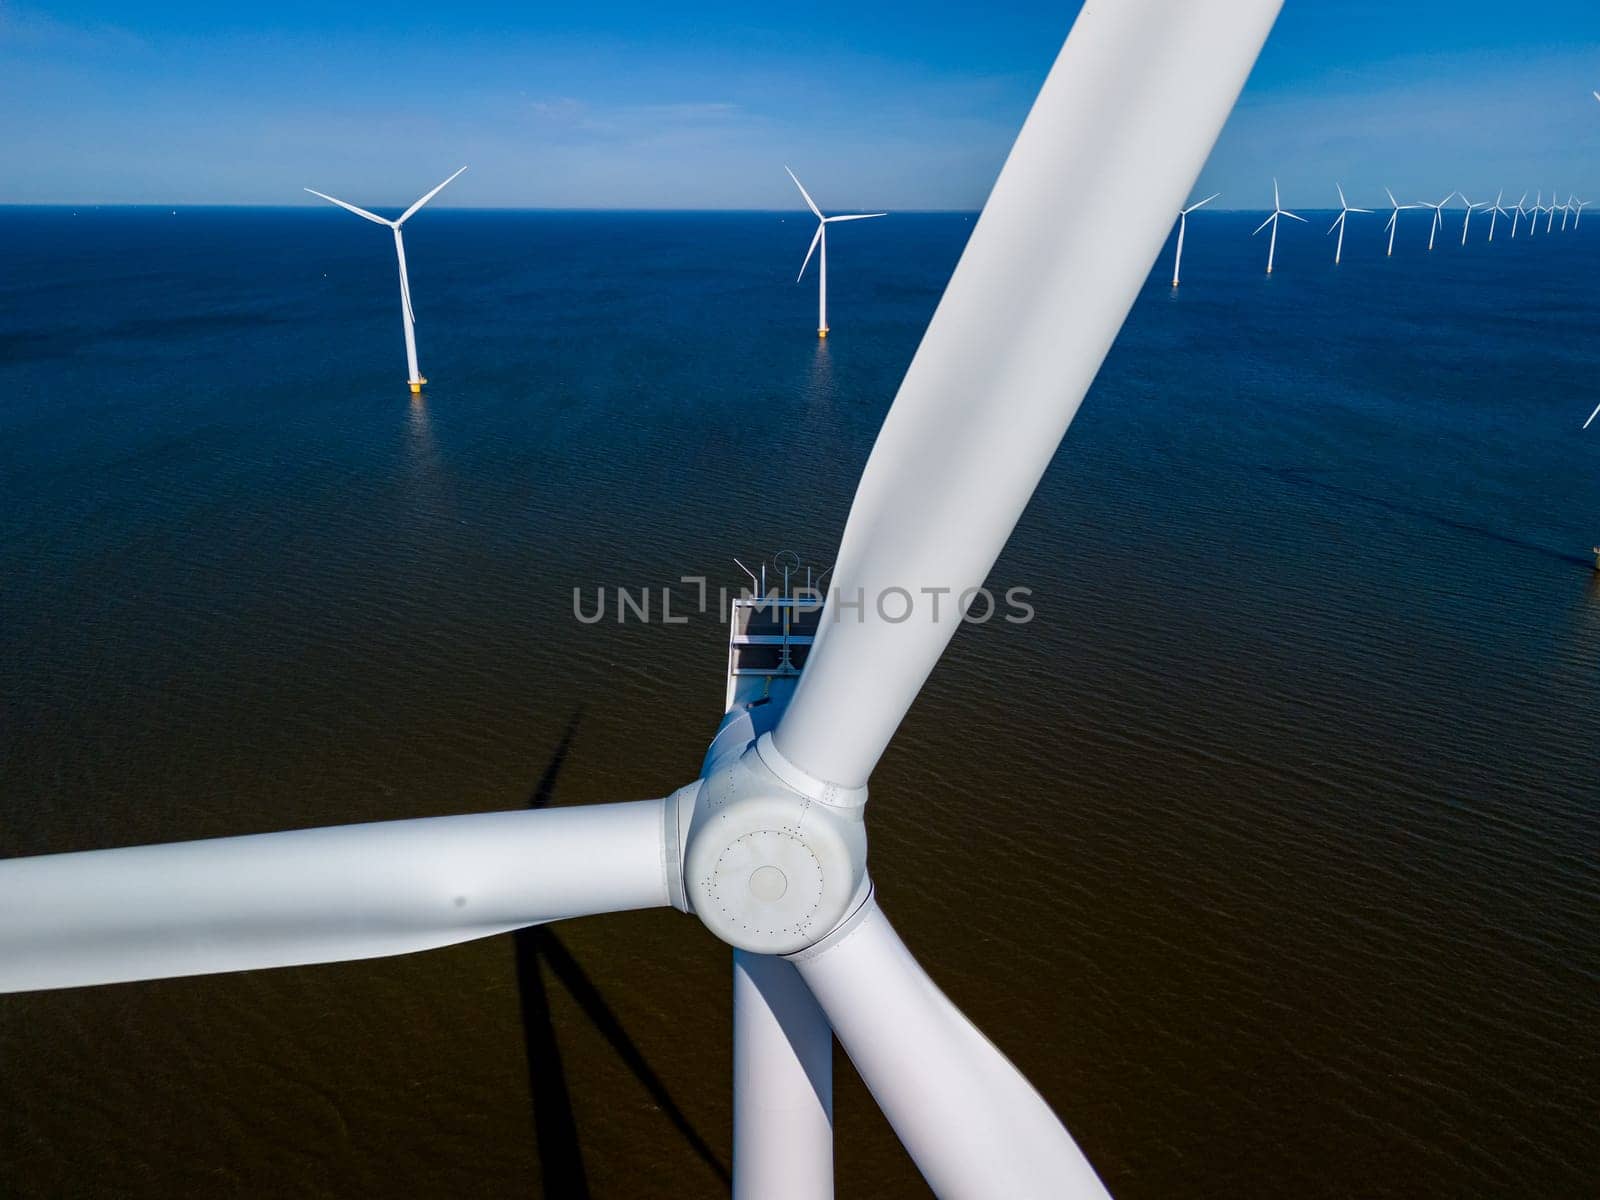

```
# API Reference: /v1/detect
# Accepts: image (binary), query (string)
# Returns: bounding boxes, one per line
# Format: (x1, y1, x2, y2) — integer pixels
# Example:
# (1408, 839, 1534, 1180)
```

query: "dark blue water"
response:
(1, 206, 1596, 1198)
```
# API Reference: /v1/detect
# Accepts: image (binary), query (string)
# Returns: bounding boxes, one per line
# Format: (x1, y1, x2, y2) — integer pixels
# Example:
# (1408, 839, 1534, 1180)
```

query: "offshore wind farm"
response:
(2, 4, 1599, 1200)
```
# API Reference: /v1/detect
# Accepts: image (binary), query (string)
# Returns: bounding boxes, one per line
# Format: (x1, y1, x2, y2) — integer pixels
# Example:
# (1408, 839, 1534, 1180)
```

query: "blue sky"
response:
(2, 1, 1598, 209)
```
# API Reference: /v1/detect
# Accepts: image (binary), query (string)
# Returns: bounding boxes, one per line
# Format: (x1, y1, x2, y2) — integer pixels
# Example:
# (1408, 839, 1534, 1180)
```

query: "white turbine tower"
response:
(1485, 190, 1511, 242)
(1458, 194, 1486, 245)
(1560, 194, 1573, 232)
(1326, 183, 1371, 264)
(305, 167, 467, 395)
(0, 5, 1288, 1197)
(1170, 191, 1220, 286)
(1510, 191, 1529, 238)
(1420, 192, 1456, 250)
(1383, 188, 1420, 257)
(1546, 190, 1558, 233)
(1576, 199, 1591, 230)
(787, 167, 886, 339)
(1252, 178, 1305, 274)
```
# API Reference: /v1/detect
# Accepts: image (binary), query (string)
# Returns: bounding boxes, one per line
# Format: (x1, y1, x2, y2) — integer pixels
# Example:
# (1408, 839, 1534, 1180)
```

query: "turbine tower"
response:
(305, 168, 468, 395)
(1383, 188, 1420, 257)
(1485, 190, 1511, 242)
(0, 6, 1290, 1198)
(787, 167, 886, 339)
(1420, 192, 1456, 251)
(1546, 190, 1558, 233)
(1458, 194, 1486, 245)
(1170, 191, 1220, 286)
(1560, 194, 1573, 232)
(1252, 178, 1305, 274)
(1326, 183, 1370, 265)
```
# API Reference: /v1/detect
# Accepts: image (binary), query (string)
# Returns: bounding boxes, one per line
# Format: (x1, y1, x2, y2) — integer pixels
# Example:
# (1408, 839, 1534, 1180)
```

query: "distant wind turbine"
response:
(1383, 188, 1419, 257)
(1458, 194, 1486, 245)
(304, 167, 468, 394)
(787, 167, 886, 339)
(1509, 192, 1529, 238)
(1485, 190, 1511, 242)
(1326, 184, 1370, 265)
(1576, 199, 1590, 230)
(1546, 191, 1558, 233)
(1170, 192, 1220, 287)
(1420, 192, 1456, 251)
(1252, 178, 1305, 274)
(1560, 194, 1573, 232)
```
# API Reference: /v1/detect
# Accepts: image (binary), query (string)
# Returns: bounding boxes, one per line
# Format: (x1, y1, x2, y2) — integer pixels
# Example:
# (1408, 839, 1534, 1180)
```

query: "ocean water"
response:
(0, 205, 1596, 1198)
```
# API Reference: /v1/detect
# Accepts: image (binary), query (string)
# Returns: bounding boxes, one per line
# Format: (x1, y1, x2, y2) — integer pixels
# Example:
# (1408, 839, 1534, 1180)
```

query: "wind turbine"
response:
(1546, 190, 1558, 233)
(1420, 192, 1456, 250)
(1560, 194, 1573, 232)
(1326, 183, 1370, 264)
(1576, 199, 1591, 230)
(1170, 191, 1220, 286)
(0, 5, 1288, 1197)
(1510, 191, 1529, 238)
(1383, 188, 1419, 257)
(305, 167, 467, 394)
(1252, 178, 1306, 274)
(1483, 190, 1511, 242)
(1458, 194, 1486, 245)
(787, 167, 885, 339)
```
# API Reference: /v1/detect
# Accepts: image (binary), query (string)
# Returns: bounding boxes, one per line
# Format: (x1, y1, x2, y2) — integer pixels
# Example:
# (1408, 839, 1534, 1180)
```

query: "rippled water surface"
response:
(1, 207, 1597, 1197)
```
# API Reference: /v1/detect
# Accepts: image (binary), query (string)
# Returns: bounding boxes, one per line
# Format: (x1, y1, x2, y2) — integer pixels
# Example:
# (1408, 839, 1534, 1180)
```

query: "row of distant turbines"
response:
(1171, 182, 1590, 284)
(303, 163, 1591, 394)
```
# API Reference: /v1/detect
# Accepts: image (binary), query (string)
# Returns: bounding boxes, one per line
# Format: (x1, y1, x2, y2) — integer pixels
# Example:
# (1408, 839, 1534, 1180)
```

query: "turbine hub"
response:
(677, 733, 867, 955)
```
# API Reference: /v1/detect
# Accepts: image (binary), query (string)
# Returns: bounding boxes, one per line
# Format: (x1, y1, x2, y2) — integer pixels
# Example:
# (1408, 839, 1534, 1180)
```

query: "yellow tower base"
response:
(817, 328, 829, 339)
(409, 377, 427, 395)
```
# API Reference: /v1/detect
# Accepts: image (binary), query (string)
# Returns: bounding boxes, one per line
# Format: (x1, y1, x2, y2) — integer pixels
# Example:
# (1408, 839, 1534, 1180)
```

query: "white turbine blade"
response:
(797, 223, 823, 281)
(1273, 176, 1281, 209)
(824, 212, 888, 223)
(1386, 186, 1400, 208)
(1384, 210, 1397, 233)
(0, 800, 672, 992)
(1251, 213, 1275, 236)
(304, 188, 392, 227)
(1584, 401, 1600, 430)
(396, 165, 468, 226)
(1327, 213, 1344, 235)
(785, 166, 824, 219)
(769, 0, 1282, 788)
(1183, 191, 1221, 213)
(1350, 207, 1372, 214)
(1281, 209, 1307, 223)
(793, 894, 1109, 1198)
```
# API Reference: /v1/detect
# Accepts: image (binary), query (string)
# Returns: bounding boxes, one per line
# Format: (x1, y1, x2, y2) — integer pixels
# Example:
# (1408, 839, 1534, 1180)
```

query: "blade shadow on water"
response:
(512, 709, 731, 1196)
